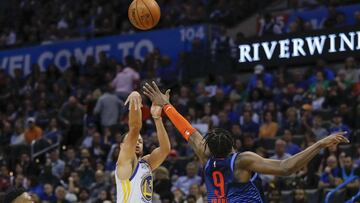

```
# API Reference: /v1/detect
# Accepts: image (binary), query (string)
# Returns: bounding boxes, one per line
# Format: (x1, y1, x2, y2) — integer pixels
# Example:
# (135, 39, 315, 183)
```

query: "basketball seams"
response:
(141, 0, 155, 27)
(128, 1, 141, 29)
(135, 0, 147, 29)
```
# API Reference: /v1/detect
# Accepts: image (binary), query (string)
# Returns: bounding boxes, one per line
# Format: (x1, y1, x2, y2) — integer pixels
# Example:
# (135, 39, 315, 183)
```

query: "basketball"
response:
(128, 0, 161, 30)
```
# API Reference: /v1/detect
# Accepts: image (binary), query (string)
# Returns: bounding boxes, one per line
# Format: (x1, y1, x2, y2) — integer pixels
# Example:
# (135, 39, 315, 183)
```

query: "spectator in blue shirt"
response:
(39, 183, 56, 202)
(329, 112, 351, 137)
(307, 59, 335, 85)
(241, 111, 259, 136)
(319, 155, 343, 189)
(171, 162, 202, 195)
(283, 129, 301, 155)
(247, 64, 273, 92)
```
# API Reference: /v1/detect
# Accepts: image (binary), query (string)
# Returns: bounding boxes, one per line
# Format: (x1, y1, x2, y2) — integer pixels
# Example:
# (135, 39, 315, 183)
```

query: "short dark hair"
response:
(204, 128, 234, 158)
(3, 187, 26, 203)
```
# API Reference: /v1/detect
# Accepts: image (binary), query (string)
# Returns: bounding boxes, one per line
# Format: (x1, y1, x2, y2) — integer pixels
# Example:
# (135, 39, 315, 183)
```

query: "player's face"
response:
(13, 192, 34, 203)
(294, 189, 305, 201)
(135, 136, 143, 156)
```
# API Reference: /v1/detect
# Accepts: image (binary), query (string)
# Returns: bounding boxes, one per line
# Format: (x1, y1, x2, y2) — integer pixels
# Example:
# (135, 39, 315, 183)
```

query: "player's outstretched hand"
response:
(318, 131, 349, 148)
(124, 91, 142, 110)
(143, 81, 170, 107)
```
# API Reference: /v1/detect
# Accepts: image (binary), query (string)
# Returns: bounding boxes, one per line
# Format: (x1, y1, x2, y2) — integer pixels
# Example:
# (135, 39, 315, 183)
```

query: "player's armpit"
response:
(188, 131, 209, 165)
(236, 152, 289, 176)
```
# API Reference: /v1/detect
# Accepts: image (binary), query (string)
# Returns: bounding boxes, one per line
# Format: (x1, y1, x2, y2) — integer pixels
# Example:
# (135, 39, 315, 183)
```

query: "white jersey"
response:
(115, 159, 153, 203)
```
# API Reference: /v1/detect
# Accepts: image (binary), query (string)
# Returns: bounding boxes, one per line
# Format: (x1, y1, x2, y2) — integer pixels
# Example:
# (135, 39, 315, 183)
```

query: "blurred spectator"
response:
(189, 183, 204, 203)
(240, 111, 259, 136)
(49, 150, 65, 179)
(311, 115, 328, 141)
(258, 13, 284, 36)
(329, 112, 351, 136)
(211, 27, 236, 59)
(154, 166, 173, 201)
(319, 155, 343, 188)
(335, 69, 352, 92)
(185, 194, 197, 203)
(39, 183, 56, 202)
(111, 56, 140, 99)
(24, 117, 43, 144)
(270, 139, 291, 160)
(343, 57, 360, 83)
(54, 186, 70, 203)
(293, 188, 307, 203)
(44, 118, 61, 144)
(247, 64, 273, 92)
(10, 120, 25, 146)
(259, 111, 279, 138)
(89, 170, 109, 201)
(283, 129, 301, 155)
(93, 84, 123, 130)
(354, 146, 360, 167)
(282, 107, 301, 134)
(58, 96, 85, 146)
(354, 11, 360, 26)
(211, 27, 236, 73)
(78, 187, 91, 203)
(171, 162, 202, 195)
(341, 155, 360, 198)
(307, 59, 335, 85)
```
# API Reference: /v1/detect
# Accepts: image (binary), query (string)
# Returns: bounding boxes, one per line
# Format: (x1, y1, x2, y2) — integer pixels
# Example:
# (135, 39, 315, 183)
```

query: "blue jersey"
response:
(204, 153, 263, 203)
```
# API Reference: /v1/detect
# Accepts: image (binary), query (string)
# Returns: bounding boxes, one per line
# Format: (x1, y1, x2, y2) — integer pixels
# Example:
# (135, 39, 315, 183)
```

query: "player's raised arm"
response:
(237, 132, 349, 176)
(143, 82, 209, 165)
(142, 102, 171, 170)
(117, 91, 142, 165)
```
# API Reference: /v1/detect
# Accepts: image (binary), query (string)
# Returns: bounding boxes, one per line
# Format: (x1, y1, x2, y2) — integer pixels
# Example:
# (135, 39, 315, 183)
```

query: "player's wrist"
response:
(152, 115, 162, 120)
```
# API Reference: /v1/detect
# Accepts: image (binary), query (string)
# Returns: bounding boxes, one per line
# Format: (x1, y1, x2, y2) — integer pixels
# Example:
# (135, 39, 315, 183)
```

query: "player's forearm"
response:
(129, 103, 142, 131)
(154, 118, 171, 154)
(280, 142, 322, 175)
(163, 104, 196, 141)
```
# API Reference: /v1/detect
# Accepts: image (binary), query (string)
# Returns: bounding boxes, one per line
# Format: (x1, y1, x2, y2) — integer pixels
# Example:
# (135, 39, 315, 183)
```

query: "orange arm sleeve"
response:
(163, 104, 196, 141)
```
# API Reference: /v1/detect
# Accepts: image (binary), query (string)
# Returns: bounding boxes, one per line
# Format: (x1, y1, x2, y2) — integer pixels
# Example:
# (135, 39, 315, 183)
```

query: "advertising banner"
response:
(0, 25, 207, 76)
(238, 26, 360, 67)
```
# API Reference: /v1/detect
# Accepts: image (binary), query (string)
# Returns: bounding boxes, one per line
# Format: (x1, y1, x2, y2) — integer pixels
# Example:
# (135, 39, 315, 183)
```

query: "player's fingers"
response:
(124, 96, 130, 106)
(165, 89, 171, 97)
(143, 90, 151, 99)
(143, 86, 154, 97)
(339, 136, 350, 143)
(152, 81, 161, 93)
(335, 134, 348, 143)
(335, 131, 347, 136)
(145, 83, 156, 94)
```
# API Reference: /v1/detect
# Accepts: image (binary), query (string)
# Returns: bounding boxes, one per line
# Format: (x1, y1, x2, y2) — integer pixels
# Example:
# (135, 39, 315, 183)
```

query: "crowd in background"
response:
(258, 0, 360, 36)
(0, 38, 360, 202)
(0, 0, 272, 49)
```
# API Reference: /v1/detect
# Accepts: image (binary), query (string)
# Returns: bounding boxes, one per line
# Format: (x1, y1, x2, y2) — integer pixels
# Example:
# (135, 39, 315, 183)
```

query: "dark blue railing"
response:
(325, 176, 360, 203)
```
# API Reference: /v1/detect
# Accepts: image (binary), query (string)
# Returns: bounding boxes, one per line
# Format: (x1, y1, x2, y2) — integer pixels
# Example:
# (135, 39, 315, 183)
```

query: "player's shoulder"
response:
(235, 151, 262, 166)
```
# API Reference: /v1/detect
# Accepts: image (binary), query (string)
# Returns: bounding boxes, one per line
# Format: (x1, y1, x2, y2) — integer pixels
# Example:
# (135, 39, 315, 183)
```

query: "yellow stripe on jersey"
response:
(126, 180, 131, 202)
(121, 180, 128, 203)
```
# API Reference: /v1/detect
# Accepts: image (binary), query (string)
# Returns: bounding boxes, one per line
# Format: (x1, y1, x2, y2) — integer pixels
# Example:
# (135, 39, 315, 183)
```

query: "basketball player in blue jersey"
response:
(115, 91, 171, 203)
(143, 82, 349, 203)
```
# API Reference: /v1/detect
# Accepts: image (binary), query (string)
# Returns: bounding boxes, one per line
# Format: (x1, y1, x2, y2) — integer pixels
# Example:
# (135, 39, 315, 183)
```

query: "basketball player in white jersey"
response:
(115, 91, 171, 203)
